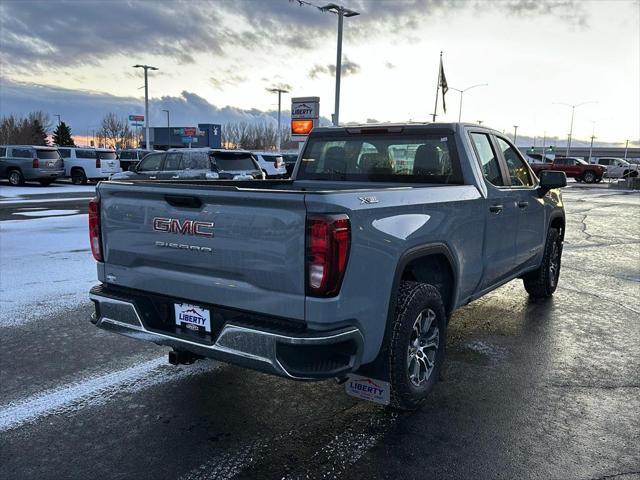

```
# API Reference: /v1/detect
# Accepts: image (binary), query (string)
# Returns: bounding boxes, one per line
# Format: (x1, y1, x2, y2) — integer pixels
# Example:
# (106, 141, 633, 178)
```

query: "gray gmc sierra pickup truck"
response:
(89, 123, 567, 410)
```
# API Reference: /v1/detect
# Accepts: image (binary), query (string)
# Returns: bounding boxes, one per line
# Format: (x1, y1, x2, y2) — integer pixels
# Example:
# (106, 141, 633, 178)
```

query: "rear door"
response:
(99, 183, 307, 320)
(98, 151, 119, 174)
(495, 136, 545, 270)
(158, 152, 184, 179)
(134, 152, 164, 179)
(0, 147, 7, 177)
(469, 132, 520, 289)
(36, 149, 63, 171)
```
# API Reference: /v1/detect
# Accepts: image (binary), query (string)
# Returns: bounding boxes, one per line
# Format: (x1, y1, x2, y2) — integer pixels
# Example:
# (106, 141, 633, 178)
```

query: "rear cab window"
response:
(297, 132, 462, 183)
(97, 151, 117, 160)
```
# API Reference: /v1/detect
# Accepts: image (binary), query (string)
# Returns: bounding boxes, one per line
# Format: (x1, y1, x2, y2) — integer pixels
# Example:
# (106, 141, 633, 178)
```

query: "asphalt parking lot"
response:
(0, 182, 638, 480)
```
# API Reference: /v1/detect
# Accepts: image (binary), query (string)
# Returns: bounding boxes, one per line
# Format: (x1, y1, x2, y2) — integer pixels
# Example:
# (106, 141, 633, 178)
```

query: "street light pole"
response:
(55, 114, 61, 127)
(268, 88, 289, 151)
(513, 125, 519, 145)
(162, 109, 170, 128)
(624, 139, 629, 160)
(321, 4, 360, 126)
(133, 64, 158, 150)
(553, 101, 597, 157)
(450, 83, 488, 122)
(588, 122, 596, 162)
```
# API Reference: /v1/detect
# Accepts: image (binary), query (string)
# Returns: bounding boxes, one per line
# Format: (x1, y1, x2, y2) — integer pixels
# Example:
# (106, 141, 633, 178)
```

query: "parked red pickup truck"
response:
(530, 157, 605, 183)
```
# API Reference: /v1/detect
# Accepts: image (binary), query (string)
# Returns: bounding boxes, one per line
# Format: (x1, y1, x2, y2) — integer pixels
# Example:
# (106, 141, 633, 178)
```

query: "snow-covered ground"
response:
(0, 214, 96, 326)
(0, 184, 96, 199)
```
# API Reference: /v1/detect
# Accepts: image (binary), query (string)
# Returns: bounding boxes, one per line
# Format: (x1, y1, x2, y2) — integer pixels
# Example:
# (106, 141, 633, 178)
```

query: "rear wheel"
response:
(523, 228, 562, 298)
(71, 169, 87, 185)
(583, 171, 596, 183)
(8, 169, 25, 186)
(388, 281, 446, 411)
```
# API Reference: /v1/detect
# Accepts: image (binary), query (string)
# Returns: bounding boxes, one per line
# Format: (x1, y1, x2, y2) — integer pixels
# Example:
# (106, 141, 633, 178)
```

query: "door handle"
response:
(517, 201, 529, 209)
(149, 176, 156, 180)
(489, 204, 503, 214)
(171, 175, 179, 179)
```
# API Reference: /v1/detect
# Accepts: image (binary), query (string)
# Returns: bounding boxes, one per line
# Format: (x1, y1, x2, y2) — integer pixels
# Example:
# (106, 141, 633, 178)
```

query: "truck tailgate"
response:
(98, 182, 307, 320)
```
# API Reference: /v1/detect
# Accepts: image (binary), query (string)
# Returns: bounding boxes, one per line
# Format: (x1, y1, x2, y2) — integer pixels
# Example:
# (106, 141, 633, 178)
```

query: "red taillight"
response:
(306, 214, 350, 297)
(88, 197, 103, 262)
(33, 158, 39, 168)
(96, 157, 101, 168)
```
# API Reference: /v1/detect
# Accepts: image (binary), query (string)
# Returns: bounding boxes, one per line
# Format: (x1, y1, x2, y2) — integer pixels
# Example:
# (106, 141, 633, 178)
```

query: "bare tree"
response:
(98, 113, 135, 149)
(0, 111, 51, 145)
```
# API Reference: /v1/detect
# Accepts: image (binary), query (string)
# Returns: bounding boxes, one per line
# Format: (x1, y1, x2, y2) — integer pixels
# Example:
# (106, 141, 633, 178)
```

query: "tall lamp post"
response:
(162, 109, 170, 128)
(450, 83, 488, 122)
(268, 88, 289, 151)
(320, 3, 360, 126)
(162, 109, 170, 148)
(133, 64, 158, 150)
(513, 125, 519, 144)
(553, 101, 597, 156)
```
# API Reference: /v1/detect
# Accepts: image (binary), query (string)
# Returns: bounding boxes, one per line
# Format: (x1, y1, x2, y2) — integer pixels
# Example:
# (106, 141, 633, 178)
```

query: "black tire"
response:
(523, 228, 562, 298)
(71, 169, 87, 185)
(39, 179, 54, 186)
(389, 281, 447, 411)
(583, 170, 596, 183)
(8, 169, 25, 186)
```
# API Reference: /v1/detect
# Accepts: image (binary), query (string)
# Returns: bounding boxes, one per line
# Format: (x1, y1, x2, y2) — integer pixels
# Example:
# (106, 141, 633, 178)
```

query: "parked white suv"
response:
(252, 151, 287, 178)
(592, 157, 639, 179)
(58, 147, 121, 184)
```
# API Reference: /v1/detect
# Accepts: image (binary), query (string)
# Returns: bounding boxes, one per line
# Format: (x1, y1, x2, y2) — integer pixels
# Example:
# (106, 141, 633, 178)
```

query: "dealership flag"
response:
(439, 54, 449, 113)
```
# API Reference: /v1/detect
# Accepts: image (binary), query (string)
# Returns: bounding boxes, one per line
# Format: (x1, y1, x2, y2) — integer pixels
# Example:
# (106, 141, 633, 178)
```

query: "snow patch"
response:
(0, 214, 96, 326)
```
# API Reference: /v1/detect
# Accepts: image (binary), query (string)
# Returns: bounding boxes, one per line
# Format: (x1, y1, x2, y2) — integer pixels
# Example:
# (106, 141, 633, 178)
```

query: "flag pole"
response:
(431, 51, 442, 122)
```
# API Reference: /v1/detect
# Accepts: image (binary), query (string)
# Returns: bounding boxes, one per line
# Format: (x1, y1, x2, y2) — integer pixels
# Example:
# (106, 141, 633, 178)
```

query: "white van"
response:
(58, 147, 121, 184)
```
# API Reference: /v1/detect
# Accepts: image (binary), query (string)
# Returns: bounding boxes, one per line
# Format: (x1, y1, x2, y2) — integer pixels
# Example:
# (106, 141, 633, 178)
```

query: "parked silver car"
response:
(0, 145, 64, 186)
(111, 148, 264, 181)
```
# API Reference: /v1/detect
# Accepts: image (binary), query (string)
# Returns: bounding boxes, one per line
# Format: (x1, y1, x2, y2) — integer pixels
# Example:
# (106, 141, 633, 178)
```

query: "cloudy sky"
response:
(0, 0, 638, 146)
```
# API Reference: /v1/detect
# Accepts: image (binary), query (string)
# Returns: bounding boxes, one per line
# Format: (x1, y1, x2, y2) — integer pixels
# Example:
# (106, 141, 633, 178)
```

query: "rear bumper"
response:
(90, 286, 364, 380)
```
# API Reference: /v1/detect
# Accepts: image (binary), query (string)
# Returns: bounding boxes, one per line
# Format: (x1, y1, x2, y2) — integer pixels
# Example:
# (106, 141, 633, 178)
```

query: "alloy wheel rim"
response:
(407, 308, 439, 387)
(9, 172, 19, 184)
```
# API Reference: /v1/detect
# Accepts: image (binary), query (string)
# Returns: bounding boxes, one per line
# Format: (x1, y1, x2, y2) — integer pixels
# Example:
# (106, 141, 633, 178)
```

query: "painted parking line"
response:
(0, 357, 219, 432)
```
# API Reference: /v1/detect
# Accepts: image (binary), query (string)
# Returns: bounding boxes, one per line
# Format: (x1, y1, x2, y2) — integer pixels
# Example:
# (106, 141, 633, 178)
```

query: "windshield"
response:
(98, 151, 117, 160)
(576, 158, 588, 165)
(297, 133, 462, 183)
(212, 153, 257, 172)
(36, 150, 60, 160)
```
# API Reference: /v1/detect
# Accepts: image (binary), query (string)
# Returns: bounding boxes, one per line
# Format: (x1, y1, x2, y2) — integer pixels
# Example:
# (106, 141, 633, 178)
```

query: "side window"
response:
(58, 149, 70, 158)
(496, 137, 533, 187)
(470, 133, 504, 186)
(163, 153, 183, 170)
(184, 152, 209, 169)
(599, 159, 610, 166)
(77, 149, 97, 159)
(13, 148, 32, 158)
(138, 153, 164, 171)
(0, 147, 6, 157)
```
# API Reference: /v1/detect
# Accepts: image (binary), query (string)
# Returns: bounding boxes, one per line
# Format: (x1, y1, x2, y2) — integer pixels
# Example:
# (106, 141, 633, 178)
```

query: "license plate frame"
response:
(174, 303, 211, 334)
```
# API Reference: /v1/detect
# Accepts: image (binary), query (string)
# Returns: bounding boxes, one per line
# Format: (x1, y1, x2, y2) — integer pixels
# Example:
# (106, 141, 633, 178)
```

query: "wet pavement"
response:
(0, 185, 638, 480)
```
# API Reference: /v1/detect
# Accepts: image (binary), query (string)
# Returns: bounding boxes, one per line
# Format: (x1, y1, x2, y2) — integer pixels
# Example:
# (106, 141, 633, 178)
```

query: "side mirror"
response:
(538, 170, 567, 193)
(128, 165, 137, 172)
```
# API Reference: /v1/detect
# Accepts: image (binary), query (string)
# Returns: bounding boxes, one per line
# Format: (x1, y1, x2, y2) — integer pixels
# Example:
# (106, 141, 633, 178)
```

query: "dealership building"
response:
(142, 124, 222, 150)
